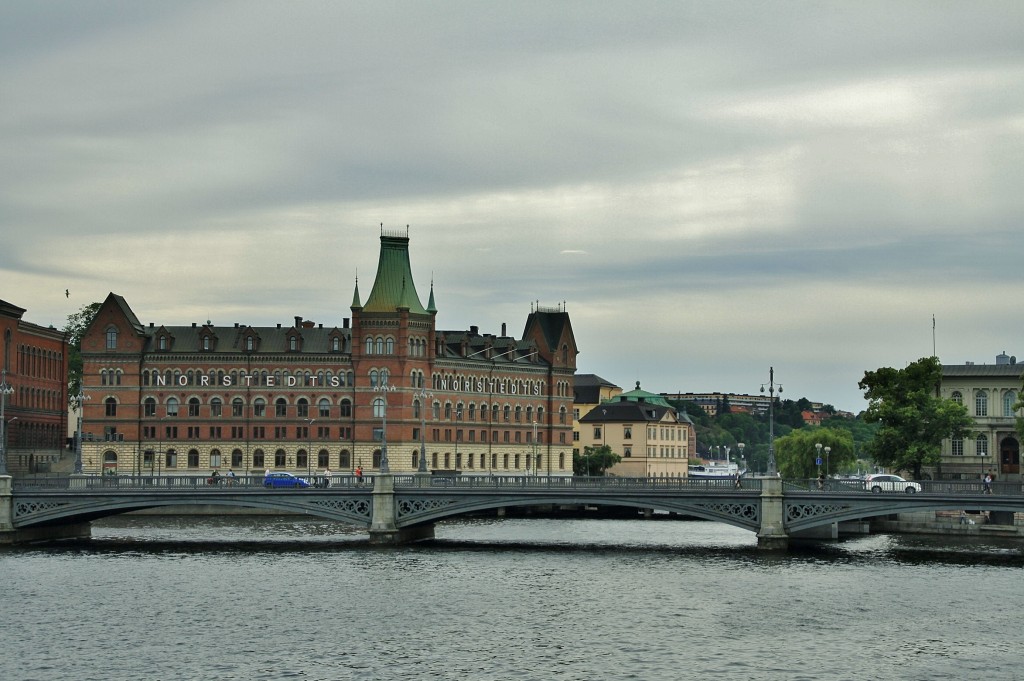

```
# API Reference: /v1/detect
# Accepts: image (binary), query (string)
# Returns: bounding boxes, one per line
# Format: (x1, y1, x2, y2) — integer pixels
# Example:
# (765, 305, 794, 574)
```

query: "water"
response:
(3, 516, 1023, 681)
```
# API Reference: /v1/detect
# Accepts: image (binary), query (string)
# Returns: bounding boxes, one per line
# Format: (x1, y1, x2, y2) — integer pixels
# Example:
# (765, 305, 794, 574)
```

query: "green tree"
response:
(573, 444, 622, 476)
(64, 301, 102, 400)
(858, 356, 974, 479)
(773, 427, 855, 479)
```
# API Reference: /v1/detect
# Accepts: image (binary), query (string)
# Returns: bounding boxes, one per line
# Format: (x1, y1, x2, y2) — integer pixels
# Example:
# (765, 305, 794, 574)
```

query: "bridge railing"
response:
(783, 478, 1024, 496)
(12, 474, 375, 491)
(393, 475, 762, 491)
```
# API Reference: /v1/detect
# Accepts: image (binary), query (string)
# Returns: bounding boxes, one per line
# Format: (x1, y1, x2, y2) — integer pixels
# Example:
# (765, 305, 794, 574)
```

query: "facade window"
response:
(254, 398, 266, 417)
(159, 335, 167, 350)
(559, 407, 567, 424)
(105, 397, 117, 417)
(167, 397, 179, 416)
(319, 398, 331, 418)
(297, 398, 309, 418)
(340, 399, 352, 417)
(203, 336, 210, 350)
(188, 397, 200, 417)
(144, 397, 156, 417)
(252, 449, 265, 468)
(976, 391, 988, 417)
(187, 449, 199, 468)
(373, 397, 386, 419)
(340, 450, 351, 468)
(165, 449, 177, 468)
(503, 405, 510, 422)
(210, 449, 222, 468)
(232, 398, 244, 417)
(106, 327, 118, 349)
(977, 434, 989, 456)
(231, 449, 243, 467)
(623, 425, 632, 439)
(318, 449, 329, 468)
(593, 427, 602, 439)
(246, 336, 254, 351)
(952, 438, 964, 456)
(275, 449, 287, 467)
(365, 337, 374, 354)
(376, 338, 384, 354)
(1005, 391, 1018, 417)
(211, 397, 222, 417)
(385, 337, 394, 354)
(951, 391, 962, 404)
(289, 336, 297, 351)
(275, 398, 287, 417)
(370, 369, 379, 387)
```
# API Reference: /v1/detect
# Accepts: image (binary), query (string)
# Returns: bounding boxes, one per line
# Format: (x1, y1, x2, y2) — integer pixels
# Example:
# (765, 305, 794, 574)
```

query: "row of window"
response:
(950, 434, 991, 456)
(114, 447, 568, 472)
(17, 343, 64, 381)
(951, 390, 1019, 417)
(16, 386, 64, 412)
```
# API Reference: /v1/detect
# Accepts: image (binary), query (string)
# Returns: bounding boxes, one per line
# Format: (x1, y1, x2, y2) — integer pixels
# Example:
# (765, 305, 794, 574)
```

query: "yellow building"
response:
(578, 382, 692, 478)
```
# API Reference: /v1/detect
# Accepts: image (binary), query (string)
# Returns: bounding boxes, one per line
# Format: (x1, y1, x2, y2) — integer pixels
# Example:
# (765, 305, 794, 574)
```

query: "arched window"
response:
(275, 449, 286, 467)
(187, 449, 200, 468)
(340, 399, 352, 417)
(297, 398, 309, 418)
(340, 449, 351, 468)
(445, 402, 452, 420)
(144, 397, 156, 417)
(976, 390, 988, 417)
(951, 391, 963, 404)
(503, 405, 510, 422)
(1005, 391, 1018, 417)
(977, 434, 989, 456)
(385, 337, 394, 354)
(231, 449, 243, 467)
(365, 337, 374, 354)
(296, 448, 308, 470)
(210, 449, 222, 468)
(332, 337, 340, 352)
(413, 399, 421, 420)
(210, 397, 222, 417)
(275, 398, 288, 417)
(188, 397, 201, 417)
(370, 369, 379, 388)
(203, 336, 210, 350)
(318, 449, 330, 468)
(514, 405, 522, 422)
(468, 403, 476, 421)
(380, 368, 390, 386)
(159, 335, 167, 350)
(246, 336, 254, 351)
(105, 397, 117, 417)
(232, 398, 244, 417)
(319, 398, 331, 418)
(165, 449, 177, 468)
(166, 397, 179, 416)
(952, 438, 964, 456)
(289, 336, 297, 351)
(253, 449, 265, 468)
(253, 398, 266, 417)
(373, 398, 386, 419)
(375, 337, 384, 354)
(432, 402, 441, 419)
(106, 327, 118, 349)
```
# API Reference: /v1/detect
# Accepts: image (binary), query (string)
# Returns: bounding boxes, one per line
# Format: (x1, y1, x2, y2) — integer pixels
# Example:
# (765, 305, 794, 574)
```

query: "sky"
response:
(2, 1, 1023, 413)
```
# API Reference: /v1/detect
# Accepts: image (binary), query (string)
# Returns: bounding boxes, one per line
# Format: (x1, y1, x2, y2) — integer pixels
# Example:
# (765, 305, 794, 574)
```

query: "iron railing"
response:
(12, 473, 374, 491)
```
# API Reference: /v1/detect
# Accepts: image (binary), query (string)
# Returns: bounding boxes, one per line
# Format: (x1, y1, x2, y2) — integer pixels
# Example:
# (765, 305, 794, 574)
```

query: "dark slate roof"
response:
(574, 373, 620, 403)
(943, 364, 1023, 379)
(143, 324, 350, 354)
(525, 309, 572, 352)
(579, 400, 673, 423)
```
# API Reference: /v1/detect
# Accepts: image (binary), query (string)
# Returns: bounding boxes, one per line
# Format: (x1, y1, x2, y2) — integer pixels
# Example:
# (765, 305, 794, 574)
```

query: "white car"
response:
(864, 474, 921, 494)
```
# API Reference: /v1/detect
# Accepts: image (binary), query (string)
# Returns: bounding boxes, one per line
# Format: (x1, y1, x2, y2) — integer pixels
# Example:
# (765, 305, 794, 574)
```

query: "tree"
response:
(858, 356, 974, 479)
(573, 444, 622, 476)
(64, 301, 102, 400)
(773, 427, 856, 479)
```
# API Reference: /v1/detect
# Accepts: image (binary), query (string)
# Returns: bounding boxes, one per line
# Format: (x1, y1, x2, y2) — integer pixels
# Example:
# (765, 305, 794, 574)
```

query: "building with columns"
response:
(933, 352, 1023, 481)
(77, 230, 578, 477)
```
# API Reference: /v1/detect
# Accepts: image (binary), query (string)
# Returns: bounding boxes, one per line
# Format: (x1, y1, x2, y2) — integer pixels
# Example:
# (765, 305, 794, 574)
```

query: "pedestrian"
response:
(959, 510, 967, 525)
(984, 473, 993, 494)
(817, 472, 825, 490)
(355, 466, 363, 482)
(323, 467, 331, 487)
(734, 471, 741, 489)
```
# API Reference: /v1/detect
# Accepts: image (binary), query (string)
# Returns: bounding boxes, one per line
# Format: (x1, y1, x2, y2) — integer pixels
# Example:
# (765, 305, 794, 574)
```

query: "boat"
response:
(688, 462, 742, 478)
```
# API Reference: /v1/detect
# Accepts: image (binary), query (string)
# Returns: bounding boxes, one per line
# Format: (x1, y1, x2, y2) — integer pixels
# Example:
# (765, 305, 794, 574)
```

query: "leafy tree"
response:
(64, 302, 102, 400)
(573, 444, 621, 476)
(858, 356, 974, 479)
(773, 427, 855, 479)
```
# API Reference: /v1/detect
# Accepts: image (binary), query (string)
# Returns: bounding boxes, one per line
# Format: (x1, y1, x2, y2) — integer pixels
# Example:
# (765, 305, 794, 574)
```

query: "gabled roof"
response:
(604, 381, 672, 408)
(579, 400, 675, 424)
(142, 324, 350, 354)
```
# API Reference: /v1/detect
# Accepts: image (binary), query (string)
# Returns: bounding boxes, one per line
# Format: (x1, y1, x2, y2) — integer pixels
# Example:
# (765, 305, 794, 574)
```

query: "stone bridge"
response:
(3, 474, 1023, 549)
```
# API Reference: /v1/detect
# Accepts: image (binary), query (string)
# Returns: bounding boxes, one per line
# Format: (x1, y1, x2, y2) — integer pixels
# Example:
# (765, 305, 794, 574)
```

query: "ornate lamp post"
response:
(413, 386, 432, 473)
(760, 367, 782, 477)
(71, 384, 92, 475)
(815, 442, 823, 478)
(0, 368, 13, 476)
(738, 442, 745, 475)
(306, 417, 315, 477)
(373, 384, 395, 473)
(825, 445, 831, 478)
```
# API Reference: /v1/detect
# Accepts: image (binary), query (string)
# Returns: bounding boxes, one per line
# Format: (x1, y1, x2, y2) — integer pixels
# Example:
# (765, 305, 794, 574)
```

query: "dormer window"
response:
(289, 336, 298, 351)
(246, 336, 254, 351)
(159, 335, 167, 350)
(331, 337, 340, 352)
(203, 336, 210, 351)
(106, 327, 118, 350)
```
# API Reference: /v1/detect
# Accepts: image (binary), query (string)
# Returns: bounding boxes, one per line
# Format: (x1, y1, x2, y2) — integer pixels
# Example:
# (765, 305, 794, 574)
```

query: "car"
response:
(864, 474, 921, 494)
(263, 472, 311, 488)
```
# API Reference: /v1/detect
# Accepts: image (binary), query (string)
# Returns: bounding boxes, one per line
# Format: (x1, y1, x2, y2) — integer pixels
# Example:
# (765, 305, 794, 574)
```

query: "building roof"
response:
(360, 231, 428, 314)
(143, 321, 348, 354)
(943, 364, 1023, 379)
(579, 399, 674, 424)
(573, 373, 620, 403)
(604, 381, 672, 408)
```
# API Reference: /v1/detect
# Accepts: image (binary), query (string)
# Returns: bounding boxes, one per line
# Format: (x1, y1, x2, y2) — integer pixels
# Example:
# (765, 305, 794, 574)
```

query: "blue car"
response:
(263, 472, 311, 488)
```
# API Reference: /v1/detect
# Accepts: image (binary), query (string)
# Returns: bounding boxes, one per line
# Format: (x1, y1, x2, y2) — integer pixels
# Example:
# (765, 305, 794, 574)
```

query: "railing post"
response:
(0, 476, 13, 532)
(757, 476, 788, 550)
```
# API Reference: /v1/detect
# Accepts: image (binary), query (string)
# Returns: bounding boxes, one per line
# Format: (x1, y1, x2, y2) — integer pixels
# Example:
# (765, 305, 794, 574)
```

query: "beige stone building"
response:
(578, 382, 692, 478)
(934, 352, 1022, 481)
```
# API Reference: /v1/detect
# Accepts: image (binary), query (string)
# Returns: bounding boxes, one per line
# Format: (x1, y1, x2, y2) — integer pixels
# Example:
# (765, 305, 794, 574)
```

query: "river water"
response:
(3, 516, 1023, 681)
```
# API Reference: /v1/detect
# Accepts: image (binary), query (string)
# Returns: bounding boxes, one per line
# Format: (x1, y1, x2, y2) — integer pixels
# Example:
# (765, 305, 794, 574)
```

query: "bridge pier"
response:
(0, 476, 92, 545)
(367, 474, 435, 545)
(756, 477, 788, 550)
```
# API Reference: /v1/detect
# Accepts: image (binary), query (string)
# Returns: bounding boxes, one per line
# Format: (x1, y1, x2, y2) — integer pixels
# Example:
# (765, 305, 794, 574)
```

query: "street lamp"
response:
(306, 417, 315, 477)
(825, 446, 831, 478)
(737, 442, 745, 475)
(373, 384, 395, 473)
(413, 386, 432, 473)
(760, 367, 782, 476)
(71, 384, 92, 475)
(815, 442, 822, 477)
(0, 368, 13, 475)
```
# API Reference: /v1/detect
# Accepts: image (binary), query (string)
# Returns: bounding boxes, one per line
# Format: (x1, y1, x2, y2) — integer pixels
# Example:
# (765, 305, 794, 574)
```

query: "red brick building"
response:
(78, 230, 578, 477)
(0, 299, 69, 474)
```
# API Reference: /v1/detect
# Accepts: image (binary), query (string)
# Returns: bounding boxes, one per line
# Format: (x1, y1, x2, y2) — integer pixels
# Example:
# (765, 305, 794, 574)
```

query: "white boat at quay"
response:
(688, 462, 742, 478)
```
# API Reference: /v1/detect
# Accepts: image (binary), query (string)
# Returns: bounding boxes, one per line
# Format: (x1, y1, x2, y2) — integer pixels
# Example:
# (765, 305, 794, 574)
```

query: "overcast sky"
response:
(3, 2, 1023, 412)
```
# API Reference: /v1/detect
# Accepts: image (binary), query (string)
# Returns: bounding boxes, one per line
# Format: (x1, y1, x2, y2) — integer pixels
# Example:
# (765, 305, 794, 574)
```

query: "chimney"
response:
(501, 322, 507, 337)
